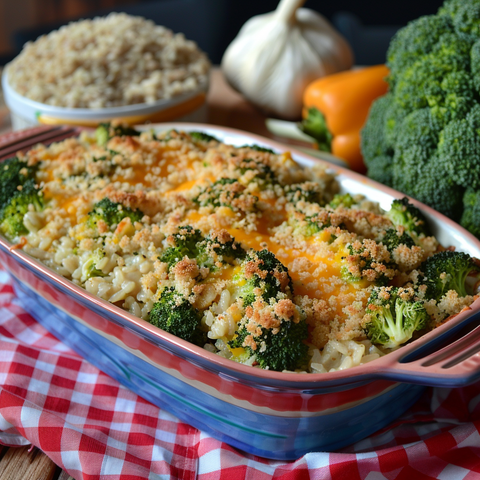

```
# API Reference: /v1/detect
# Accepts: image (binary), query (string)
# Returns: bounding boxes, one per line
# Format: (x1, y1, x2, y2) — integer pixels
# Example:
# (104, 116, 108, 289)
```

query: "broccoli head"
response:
(387, 197, 430, 238)
(386, 14, 455, 85)
(440, 0, 480, 40)
(438, 103, 480, 190)
(229, 297, 309, 371)
(0, 179, 44, 239)
(0, 156, 38, 209)
(460, 187, 480, 237)
(160, 226, 204, 268)
(340, 239, 395, 286)
(149, 287, 203, 345)
(381, 228, 415, 253)
(364, 154, 394, 187)
(160, 226, 246, 270)
(234, 249, 293, 307)
(393, 155, 465, 220)
(360, 93, 395, 169)
(364, 286, 430, 349)
(328, 193, 358, 210)
(199, 230, 246, 266)
(87, 198, 143, 231)
(419, 250, 480, 300)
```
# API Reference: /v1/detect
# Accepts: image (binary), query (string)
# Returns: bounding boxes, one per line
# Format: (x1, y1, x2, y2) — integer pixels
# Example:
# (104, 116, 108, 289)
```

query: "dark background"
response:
(1, 0, 445, 66)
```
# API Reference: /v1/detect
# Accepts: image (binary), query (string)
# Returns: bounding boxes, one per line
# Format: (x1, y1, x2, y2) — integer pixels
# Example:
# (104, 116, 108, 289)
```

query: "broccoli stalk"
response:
(364, 286, 430, 349)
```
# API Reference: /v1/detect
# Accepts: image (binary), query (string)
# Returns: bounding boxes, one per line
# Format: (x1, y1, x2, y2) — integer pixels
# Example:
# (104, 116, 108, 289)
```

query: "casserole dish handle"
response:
(369, 307, 480, 387)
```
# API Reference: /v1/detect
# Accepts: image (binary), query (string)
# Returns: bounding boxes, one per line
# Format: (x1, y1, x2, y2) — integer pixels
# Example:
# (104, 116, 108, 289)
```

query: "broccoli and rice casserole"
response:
(1, 124, 479, 372)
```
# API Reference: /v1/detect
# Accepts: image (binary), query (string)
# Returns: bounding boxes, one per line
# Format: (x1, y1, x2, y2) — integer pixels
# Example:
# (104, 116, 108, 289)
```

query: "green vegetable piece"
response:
(87, 198, 143, 230)
(0, 179, 43, 238)
(298, 107, 332, 153)
(387, 197, 430, 237)
(419, 250, 480, 300)
(364, 286, 430, 349)
(149, 287, 203, 345)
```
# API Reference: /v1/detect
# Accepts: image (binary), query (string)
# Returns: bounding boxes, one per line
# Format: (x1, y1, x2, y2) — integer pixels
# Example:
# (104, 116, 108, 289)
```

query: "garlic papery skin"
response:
(221, 0, 354, 120)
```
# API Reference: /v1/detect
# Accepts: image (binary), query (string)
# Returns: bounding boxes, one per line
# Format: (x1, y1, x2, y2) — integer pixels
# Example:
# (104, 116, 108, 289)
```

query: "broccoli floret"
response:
(161, 227, 246, 270)
(235, 249, 293, 307)
(419, 250, 480, 300)
(160, 226, 204, 268)
(87, 198, 143, 231)
(189, 131, 220, 143)
(440, 0, 480, 40)
(381, 228, 415, 253)
(200, 230, 246, 266)
(394, 62, 474, 125)
(0, 179, 43, 238)
(340, 240, 395, 286)
(228, 298, 309, 371)
(364, 286, 430, 349)
(0, 156, 38, 209)
(364, 154, 394, 187)
(387, 197, 430, 238)
(386, 14, 455, 84)
(328, 193, 358, 209)
(287, 208, 328, 238)
(438, 103, 480, 190)
(149, 287, 203, 345)
(361, 93, 395, 169)
(460, 187, 480, 237)
(298, 107, 332, 152)
(95, 122, 140, 146)
(81, 248, 107, 282)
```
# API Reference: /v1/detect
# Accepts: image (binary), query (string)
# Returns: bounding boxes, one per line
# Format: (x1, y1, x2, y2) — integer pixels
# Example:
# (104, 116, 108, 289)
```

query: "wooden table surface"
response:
(0, 68, 305, 480)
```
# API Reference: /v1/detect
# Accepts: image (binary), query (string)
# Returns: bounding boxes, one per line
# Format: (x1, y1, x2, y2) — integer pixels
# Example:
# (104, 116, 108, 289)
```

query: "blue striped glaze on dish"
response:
(8, 260, 424, 459)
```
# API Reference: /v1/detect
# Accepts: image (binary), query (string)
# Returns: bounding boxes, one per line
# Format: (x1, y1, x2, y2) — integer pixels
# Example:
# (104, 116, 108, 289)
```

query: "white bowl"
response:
(2, 66, 210, 131)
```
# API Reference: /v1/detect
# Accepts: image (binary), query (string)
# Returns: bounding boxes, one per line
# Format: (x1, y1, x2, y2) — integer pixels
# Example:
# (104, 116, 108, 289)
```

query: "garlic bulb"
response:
(221, 0, 354, 119)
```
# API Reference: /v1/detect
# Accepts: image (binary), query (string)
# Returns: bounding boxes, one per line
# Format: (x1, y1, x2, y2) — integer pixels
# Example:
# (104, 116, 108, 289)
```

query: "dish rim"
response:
(1, 121, 480, 387)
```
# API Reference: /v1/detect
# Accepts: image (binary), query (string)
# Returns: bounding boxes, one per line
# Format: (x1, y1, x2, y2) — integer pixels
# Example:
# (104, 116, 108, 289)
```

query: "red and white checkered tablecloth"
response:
(1, 269, 480, 479)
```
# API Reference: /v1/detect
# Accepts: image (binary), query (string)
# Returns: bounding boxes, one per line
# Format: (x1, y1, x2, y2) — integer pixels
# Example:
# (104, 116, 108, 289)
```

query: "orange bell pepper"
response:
(300, 64, 390, 173)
